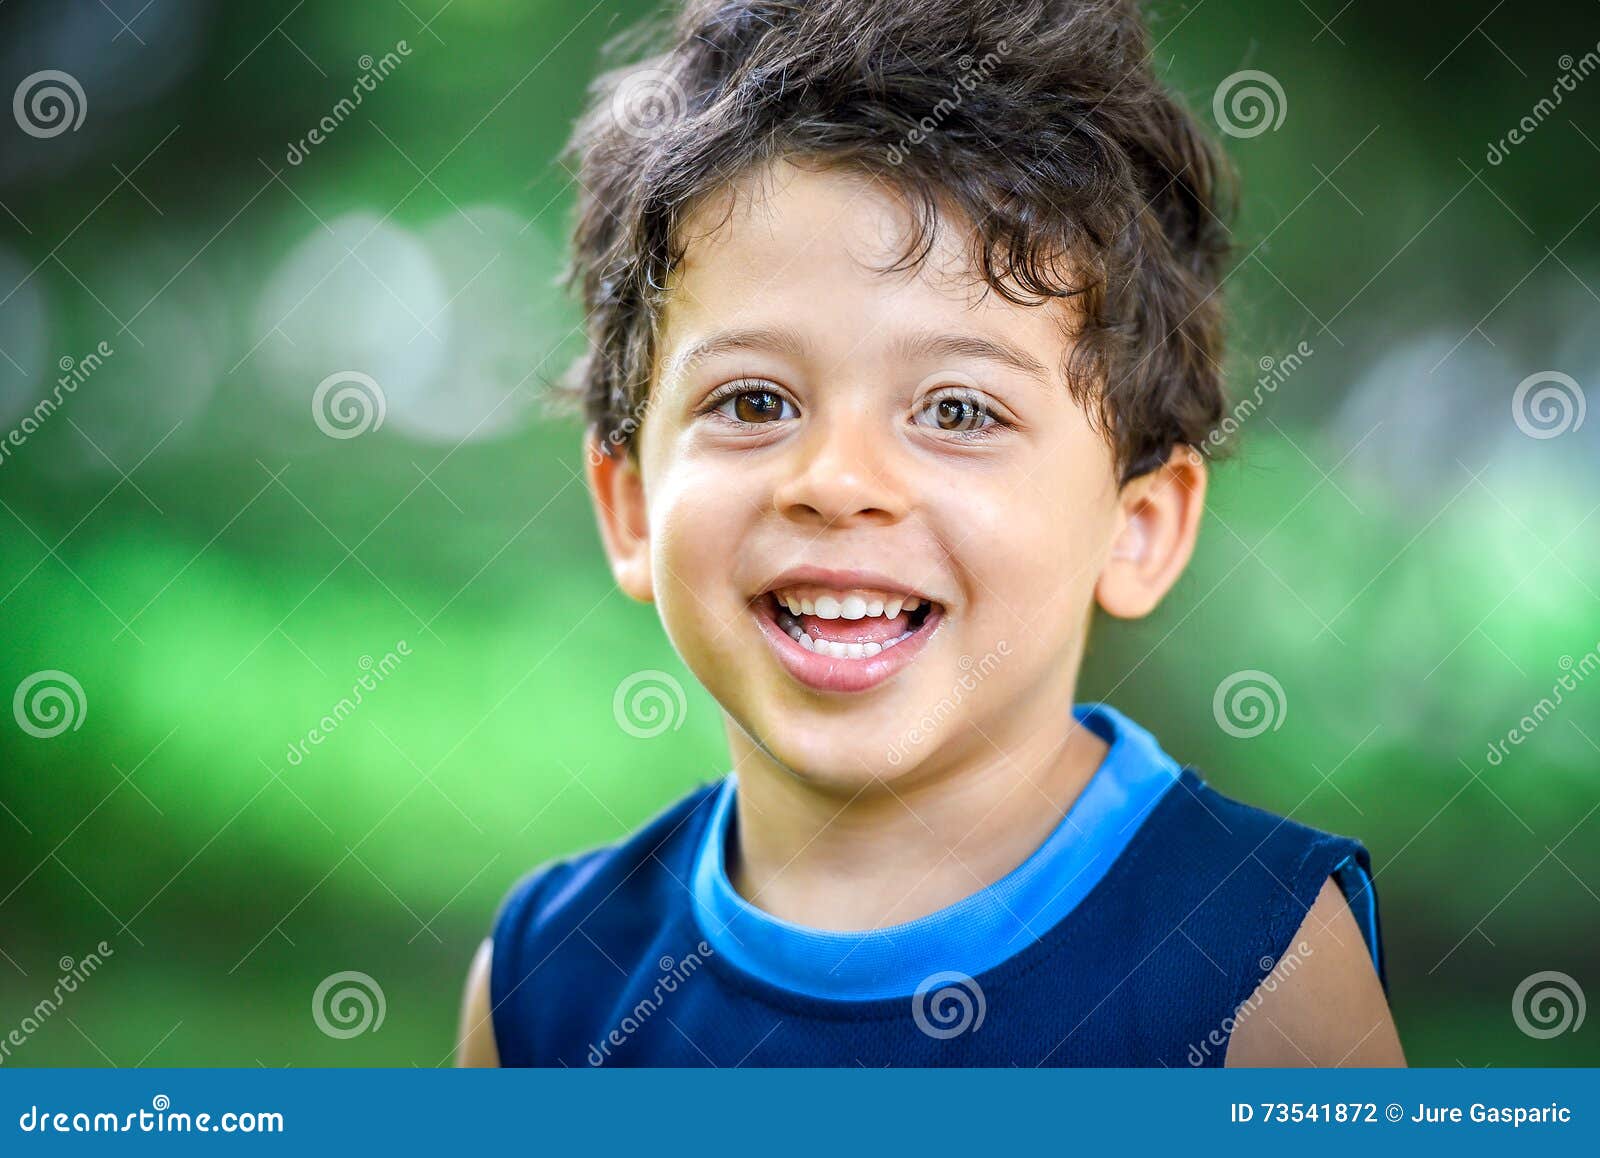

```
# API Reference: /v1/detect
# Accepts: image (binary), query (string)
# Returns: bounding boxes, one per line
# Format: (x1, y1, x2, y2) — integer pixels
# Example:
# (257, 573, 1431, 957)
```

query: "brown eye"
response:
(916, 392, 995, 433)
(735, 391, 782, 422)
(716, 387, 796, 424)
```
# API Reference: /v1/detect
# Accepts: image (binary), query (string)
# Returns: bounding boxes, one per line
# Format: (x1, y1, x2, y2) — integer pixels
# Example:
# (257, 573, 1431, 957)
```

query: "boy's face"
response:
(592, 162, 1202, 788)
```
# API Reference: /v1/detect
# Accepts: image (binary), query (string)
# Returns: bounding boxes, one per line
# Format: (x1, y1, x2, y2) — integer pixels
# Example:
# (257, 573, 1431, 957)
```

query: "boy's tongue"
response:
(799, 610, 910, 645)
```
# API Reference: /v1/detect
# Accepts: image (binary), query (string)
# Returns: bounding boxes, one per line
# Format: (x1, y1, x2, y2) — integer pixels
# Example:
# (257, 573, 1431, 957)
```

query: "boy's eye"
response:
(715, 388, 797, 425)
(914, 392, 997, 433)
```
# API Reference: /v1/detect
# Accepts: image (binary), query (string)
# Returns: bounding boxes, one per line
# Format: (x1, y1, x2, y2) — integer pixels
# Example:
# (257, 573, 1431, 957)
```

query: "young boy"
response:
(458, 0, 1403, 1067)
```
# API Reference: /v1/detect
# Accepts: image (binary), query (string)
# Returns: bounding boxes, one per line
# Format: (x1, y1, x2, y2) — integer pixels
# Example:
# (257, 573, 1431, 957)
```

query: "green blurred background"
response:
(1, 0, 1597, 1066)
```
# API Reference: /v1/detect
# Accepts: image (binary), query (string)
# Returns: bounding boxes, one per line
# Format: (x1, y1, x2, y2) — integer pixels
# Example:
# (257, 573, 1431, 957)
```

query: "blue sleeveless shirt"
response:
(490, 704, 1384, 1066)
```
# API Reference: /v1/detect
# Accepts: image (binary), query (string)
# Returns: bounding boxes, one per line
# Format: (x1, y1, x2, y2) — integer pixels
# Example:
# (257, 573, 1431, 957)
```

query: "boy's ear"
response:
(1095, 446, 1207, 619)
(584, 431, 654, 604)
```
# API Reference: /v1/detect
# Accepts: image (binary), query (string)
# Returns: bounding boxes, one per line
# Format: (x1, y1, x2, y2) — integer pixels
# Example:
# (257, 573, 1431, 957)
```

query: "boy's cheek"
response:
(645, 491, 759, 655)
(644, 458, 749, 562)
(944, 478, 1113, 618)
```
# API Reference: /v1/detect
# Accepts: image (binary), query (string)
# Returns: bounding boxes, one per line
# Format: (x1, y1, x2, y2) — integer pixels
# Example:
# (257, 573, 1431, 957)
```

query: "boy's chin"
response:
(752, 724, 946, 793)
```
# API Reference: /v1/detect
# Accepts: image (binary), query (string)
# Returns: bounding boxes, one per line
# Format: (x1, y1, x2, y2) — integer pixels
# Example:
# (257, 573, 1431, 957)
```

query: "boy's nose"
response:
(771, 415, 911, 528)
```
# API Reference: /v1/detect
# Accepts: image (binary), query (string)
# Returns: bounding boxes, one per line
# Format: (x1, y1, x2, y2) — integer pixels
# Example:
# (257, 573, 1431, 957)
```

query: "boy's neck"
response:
(723, 693, 1110, 932)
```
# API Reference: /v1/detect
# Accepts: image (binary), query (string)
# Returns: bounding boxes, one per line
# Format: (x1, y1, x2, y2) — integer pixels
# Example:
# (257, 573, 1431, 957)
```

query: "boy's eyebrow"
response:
(667, 326, 810, 380)
(665, 325, 1052, 385)
(890, 329, 1052, 384)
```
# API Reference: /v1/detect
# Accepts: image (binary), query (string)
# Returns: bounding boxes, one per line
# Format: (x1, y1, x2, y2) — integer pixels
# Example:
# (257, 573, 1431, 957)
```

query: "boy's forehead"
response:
(663, 161, 1073, 362)
(677, 162, 967, 290)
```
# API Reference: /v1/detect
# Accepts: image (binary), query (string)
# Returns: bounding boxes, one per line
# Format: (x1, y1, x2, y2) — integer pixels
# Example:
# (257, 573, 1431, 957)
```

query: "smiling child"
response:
(456, 0, 1403, 1067)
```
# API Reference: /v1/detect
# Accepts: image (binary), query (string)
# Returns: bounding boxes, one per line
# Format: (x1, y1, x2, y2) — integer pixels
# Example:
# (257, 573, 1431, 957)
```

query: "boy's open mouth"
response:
(748, 577, 946, 694)
(761, 586, 939, 659)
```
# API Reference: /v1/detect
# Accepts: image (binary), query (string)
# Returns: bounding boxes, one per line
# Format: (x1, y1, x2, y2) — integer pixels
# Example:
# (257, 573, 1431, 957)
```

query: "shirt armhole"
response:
(1330, 853, 1382, 978)
(488, 861, 570, 1065)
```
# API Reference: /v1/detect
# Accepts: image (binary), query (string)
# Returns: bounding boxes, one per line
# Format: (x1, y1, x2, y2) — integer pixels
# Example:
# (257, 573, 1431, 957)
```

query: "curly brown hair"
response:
(561, 0, 1235, 481)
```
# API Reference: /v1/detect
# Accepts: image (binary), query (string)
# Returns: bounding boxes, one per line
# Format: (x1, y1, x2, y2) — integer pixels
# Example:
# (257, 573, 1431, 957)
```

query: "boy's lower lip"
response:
(749, 597, 943, 693)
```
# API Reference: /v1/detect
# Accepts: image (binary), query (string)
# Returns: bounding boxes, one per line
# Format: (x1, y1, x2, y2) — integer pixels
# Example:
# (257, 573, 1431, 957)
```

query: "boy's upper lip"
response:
(754, 564, 942, 604)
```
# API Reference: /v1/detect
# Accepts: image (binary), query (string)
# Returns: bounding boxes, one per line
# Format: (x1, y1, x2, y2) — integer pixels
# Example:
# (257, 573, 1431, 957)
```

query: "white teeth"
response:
(775, 592, 927, 619)
(787, 632, 911, 659)
(771, 587, 938, 662)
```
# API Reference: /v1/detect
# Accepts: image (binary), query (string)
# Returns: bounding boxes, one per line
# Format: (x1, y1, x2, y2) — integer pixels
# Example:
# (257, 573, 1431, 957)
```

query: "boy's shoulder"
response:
(490, 761, 1376, 958)
(1088, 705, 1366, 889)
(1124, 765, 1384, 982)
(1135, 766, 1374, 906)
(490, 779, 721, 958)
(487, 761, 1374, 959)
(1171, 767, 1362, 862)
(480, 759, 1389, 1066)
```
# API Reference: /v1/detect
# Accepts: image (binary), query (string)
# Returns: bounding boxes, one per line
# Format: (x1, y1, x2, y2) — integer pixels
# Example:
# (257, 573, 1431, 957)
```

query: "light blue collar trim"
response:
(690, 702, 1182, 1000)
